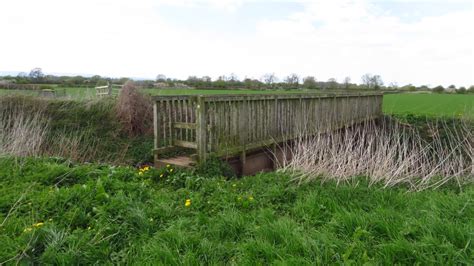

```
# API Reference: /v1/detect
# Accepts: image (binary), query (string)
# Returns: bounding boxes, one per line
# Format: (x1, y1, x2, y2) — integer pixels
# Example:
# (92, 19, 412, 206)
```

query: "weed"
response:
(1, 157, 472, 264)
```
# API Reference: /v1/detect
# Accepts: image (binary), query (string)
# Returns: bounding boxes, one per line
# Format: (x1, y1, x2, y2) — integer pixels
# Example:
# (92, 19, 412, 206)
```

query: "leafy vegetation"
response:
(0, 157, 472, 264)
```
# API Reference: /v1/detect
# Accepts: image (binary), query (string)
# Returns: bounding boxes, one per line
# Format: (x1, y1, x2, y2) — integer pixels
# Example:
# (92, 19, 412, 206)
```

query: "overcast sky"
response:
(1, 0, 473, 87)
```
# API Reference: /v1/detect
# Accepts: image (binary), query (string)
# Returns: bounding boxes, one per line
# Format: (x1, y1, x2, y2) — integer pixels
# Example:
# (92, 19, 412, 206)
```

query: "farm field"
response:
(383, 93, 474, 117)
(0, 157, 472, 264)
(0, 87, 97, 100)
(1, 87, 473, 117)
(0, 87, 339, 99)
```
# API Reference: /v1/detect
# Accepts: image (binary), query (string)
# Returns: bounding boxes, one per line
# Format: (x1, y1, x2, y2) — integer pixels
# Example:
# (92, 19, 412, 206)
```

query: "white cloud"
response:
(0, 0, 472, 87)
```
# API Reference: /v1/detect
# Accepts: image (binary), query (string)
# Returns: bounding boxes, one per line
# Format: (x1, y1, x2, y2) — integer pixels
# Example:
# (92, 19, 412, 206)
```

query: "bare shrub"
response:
(115, 81, 153, 137)
(279, 117, 473, 191)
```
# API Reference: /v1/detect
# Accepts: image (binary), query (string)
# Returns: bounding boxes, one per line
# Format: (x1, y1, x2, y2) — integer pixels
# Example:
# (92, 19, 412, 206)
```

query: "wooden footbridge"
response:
(153, 93, 383, 175)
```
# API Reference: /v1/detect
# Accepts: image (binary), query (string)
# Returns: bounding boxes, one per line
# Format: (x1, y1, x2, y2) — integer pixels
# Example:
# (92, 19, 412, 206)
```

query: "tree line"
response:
(1, 68, 473, 93)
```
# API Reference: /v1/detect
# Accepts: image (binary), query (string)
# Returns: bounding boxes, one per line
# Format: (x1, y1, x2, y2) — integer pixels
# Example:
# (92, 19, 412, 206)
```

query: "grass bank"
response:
(0, 96, 154, 165)
(0, 157, 472, 264)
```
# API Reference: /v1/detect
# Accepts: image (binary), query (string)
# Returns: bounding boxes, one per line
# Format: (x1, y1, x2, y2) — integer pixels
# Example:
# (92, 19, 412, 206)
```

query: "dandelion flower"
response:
(33, 222, 44, 228)
(138, 172, 143, 175)
(170, 169, 174, 173)
(160, 174, 164, 178)
(23, 227, 32, 233)
(185, 199, 191, 207)
(248, 196, 254, 201)
(166, 164, 171, 168)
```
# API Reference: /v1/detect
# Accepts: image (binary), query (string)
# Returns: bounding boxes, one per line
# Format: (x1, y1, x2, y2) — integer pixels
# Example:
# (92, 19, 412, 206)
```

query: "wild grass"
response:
(280, 116, 473, 191)
(0, 95, 154, 164)
(0, 99, 49, 156)
(0, 157, 472, 264)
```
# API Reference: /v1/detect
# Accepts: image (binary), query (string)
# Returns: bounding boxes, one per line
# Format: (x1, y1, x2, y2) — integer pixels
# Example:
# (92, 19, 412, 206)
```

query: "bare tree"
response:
(343, 77, 351, 89)
(362, 73, 383, 90)
(228, 73, 239, 82)
(285, 73, 299, 88)
(156, 74, 167, 82)
(388, 82, 399, 90)
(262, 73, 277, 85)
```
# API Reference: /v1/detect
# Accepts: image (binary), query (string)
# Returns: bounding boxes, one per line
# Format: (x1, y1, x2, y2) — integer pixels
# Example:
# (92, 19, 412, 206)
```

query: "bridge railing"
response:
(153, 93, 383, 162)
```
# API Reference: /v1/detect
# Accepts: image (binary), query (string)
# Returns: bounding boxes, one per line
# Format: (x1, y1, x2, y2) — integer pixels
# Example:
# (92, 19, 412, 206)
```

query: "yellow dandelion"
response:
(160, 174, 164, 178)
(138, 172, 143, 175)
(185, 199, 192, 207)
(166, 164, 171, 168)
(248, 196, 254, 201)
(33, 222, 44, 228)
(169, 168, 174, 173)
(23, 227, 32, 233)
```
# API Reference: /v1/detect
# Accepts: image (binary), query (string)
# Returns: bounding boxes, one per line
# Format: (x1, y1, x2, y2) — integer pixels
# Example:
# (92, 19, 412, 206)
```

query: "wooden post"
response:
(196, 96, 207, 163)
(153, 101, 161, 162)
(107, 81, 112, 96)
(240, 150, 246, 175)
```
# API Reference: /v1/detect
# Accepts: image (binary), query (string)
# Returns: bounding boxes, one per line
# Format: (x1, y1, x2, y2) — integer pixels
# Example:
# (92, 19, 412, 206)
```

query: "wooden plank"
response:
(173, 122, 196, 130)
(196, 96, 207, 162)
(153, 102, 160, 160)
(174, 140, 198, 149)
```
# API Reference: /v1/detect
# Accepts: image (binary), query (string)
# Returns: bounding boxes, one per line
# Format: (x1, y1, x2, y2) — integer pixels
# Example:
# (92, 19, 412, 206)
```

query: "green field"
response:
(144, 88, 325, 96)
(0, 87, 97, 100)
(383, 93, 474, 117)
(2, 88, 473, 117)
(0, 157, 472, 264)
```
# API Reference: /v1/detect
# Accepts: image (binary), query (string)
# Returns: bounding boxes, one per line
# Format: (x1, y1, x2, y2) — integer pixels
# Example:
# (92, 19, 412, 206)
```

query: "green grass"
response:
(143, 88, 326, 96)
(0, 157, 472, 264)
(383, 93, 474, 117)
(0, 87, 98, 100)
(0, 87, 357, 100)
(3, 88, 473, 117)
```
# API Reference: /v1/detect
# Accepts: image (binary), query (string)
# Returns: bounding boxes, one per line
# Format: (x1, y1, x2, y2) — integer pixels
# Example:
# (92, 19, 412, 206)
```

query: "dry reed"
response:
(0, 100, 49, 156)
(279, 116, 473, 191)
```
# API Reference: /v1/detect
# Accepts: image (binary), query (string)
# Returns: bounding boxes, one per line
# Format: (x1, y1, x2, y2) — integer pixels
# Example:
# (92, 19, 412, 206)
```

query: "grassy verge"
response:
(0, 96, 154, 165)
(0, 157, 472, 264)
